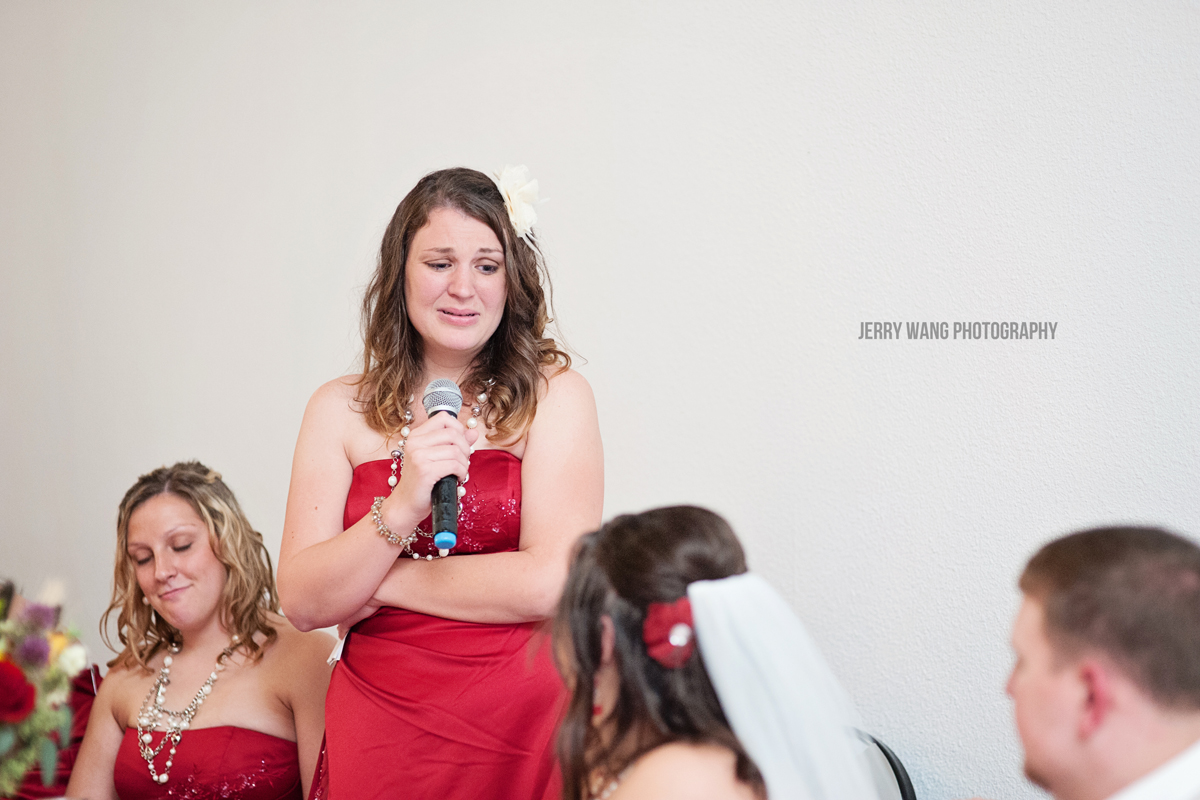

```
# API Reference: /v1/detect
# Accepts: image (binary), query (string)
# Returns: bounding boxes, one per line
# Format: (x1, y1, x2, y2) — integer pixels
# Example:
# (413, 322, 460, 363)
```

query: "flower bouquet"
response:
(0, 581, 87, 797)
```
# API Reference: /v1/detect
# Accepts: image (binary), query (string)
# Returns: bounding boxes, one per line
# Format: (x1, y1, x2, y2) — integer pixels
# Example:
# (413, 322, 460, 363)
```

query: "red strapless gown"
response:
(113, 726, 302, 799)
(312, 451, 565, 800)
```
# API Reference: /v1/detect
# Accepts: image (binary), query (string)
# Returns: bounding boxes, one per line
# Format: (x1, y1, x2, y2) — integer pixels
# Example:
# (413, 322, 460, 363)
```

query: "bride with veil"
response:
(553, 505, 896, 800)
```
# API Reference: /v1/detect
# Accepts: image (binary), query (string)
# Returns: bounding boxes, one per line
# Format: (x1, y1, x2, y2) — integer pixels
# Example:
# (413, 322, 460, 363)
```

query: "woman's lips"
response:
(438, 308, 479, 326)
(158, 586, 187, 602)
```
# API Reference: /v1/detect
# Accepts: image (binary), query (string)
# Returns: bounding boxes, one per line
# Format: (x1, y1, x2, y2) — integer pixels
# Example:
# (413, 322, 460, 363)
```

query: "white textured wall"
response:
(3, 3, 1198, 798)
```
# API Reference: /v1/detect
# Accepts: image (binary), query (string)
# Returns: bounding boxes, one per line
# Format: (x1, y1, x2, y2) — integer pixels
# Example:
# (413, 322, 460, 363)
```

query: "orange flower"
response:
(48, 632, 68, 663)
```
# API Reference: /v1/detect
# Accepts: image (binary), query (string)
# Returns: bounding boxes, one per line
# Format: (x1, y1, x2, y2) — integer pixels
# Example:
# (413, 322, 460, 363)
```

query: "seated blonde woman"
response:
(68, 461, 333, 800)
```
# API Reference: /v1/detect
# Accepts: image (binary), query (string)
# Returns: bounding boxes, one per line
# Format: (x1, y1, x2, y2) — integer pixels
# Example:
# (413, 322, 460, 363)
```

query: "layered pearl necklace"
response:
(374, 383, 490, 560)
(135, 636, 239, 785)
(588, 768, 630, 800)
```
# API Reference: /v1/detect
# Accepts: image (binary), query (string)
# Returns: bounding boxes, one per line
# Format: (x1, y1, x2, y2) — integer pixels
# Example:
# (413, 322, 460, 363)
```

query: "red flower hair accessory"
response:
(643, 596, 695, 669)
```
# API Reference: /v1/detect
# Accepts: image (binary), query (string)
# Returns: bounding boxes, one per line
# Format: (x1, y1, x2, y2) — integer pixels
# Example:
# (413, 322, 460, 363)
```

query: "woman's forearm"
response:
(370, 545, 572, 623)
(278, 515, 421, 630)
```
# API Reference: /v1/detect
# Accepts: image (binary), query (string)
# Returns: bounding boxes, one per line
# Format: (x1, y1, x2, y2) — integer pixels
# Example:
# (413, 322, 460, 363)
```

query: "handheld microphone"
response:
(423, 379, 463, 557)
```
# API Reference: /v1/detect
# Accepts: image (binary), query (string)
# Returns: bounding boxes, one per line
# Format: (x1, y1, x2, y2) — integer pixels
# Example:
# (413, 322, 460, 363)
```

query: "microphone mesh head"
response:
(423, 379, 463, 416)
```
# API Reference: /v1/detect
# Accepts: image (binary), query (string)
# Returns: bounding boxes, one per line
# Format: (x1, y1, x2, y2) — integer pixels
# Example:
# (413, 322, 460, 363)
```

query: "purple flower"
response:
(16, 635, 50, 667)
(21, 603, 58, 631)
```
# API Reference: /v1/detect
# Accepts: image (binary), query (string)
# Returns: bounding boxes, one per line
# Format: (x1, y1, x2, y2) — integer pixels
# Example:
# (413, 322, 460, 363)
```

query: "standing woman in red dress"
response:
(277, 166, 604, 800)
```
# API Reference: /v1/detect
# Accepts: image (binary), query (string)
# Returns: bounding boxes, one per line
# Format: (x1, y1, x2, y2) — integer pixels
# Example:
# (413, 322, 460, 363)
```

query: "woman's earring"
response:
(591, 674, 607, 724)
(142, 596, 150, 606)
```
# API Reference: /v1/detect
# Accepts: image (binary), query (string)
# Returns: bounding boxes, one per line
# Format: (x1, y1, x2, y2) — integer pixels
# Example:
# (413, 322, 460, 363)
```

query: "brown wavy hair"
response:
(554, 507, 764, 800)
(357, 167, 569, 443)
(102, 461, 279, 670)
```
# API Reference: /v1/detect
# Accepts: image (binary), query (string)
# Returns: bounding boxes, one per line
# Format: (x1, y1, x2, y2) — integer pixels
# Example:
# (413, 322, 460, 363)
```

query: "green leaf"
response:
(38, 736, 58, 787)
(58, 706, 72, 741)
(0, 724, 14, 756)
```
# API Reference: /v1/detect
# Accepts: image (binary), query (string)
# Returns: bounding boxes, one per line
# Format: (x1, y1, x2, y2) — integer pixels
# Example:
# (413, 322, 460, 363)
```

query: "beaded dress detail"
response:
(311, 450, 566, 800)
(113, 726, 302, 800)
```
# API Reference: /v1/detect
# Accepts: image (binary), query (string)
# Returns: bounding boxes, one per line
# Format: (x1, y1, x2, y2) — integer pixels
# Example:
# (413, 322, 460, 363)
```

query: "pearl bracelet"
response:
(370, 496, 407, 547)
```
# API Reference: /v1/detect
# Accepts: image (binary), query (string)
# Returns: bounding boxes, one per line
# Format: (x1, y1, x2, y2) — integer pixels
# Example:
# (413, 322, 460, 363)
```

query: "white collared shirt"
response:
(1108, 737, 1200, 800)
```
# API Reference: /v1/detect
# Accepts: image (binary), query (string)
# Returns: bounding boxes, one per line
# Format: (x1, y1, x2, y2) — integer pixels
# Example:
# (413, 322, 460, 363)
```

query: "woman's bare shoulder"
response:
(616, 742, 759, 800)
(298, 375, 387, 464)
(533, 366, 596, 417)
(103, 651, 163, 682)
(307, 375, 364, 414)
(256, 617, 334, 700)
(267, 615, 336, 661)
(540, 364, 591, 391)
(299, 376, 365, 438)
(94, 658, 154, 720)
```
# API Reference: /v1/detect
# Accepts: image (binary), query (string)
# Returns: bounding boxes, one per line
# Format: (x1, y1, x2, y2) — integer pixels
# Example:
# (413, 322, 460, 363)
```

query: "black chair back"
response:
(856, 730, 917, 800)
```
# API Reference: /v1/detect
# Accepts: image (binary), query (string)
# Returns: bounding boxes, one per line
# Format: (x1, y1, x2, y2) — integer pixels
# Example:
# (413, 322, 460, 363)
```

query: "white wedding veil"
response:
(689, 573, 883, 800)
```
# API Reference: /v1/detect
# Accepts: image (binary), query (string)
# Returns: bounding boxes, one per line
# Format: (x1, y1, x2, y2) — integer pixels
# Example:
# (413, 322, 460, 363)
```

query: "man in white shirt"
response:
(1003, 526, 1200, 800)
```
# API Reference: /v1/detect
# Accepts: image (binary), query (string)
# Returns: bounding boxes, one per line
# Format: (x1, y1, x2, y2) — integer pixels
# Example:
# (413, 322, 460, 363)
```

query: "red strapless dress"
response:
(312, 451, 566, 800)
(113, 726, 302, 799)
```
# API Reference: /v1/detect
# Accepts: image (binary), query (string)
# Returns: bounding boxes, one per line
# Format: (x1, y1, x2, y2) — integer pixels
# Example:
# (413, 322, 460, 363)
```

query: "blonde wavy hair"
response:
(357, 167, 570, 444)
(102, 461, 279, 670)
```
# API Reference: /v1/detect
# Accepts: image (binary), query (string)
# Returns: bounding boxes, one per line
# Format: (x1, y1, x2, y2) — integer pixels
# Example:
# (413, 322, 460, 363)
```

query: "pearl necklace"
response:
(376, 383, 490, 560)
(588, 768, 629, 800)
(135, 636, 239, 785)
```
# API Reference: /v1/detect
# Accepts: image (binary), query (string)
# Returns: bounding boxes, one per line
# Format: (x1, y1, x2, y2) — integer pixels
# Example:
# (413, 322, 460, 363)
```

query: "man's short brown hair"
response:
(1020, 526, 1200, 709)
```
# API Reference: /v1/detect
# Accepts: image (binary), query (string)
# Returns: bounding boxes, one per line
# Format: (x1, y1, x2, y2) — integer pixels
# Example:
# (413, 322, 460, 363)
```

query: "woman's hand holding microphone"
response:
(382, 411, 480, 533)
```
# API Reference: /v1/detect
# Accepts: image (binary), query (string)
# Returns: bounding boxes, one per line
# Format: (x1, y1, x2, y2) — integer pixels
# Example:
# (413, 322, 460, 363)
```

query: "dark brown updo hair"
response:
(554, 506, 764, 800)
(356, 167, 569, 444)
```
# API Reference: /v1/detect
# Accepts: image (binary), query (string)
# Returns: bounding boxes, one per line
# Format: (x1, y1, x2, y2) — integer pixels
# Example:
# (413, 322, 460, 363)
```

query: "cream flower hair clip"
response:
(494, 164, 541, 242)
